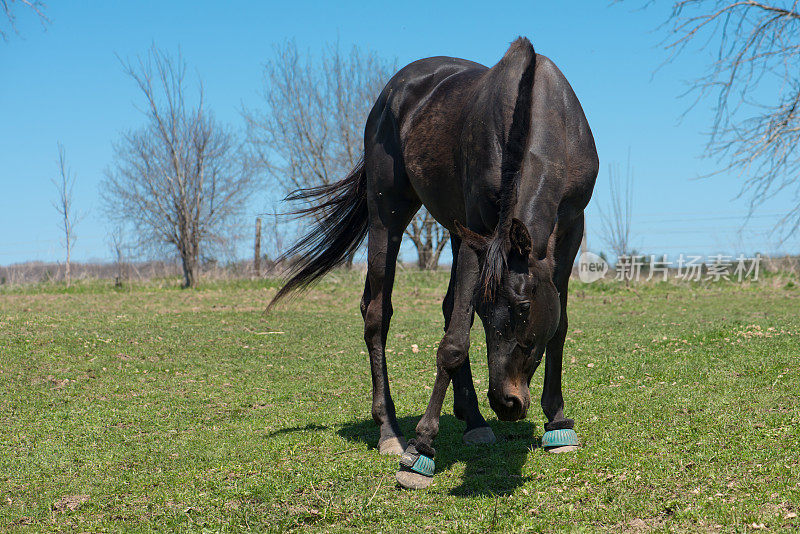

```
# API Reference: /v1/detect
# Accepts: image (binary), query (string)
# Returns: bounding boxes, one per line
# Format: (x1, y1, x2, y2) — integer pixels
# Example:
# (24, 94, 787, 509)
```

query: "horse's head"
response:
(457, 218, 560, 421)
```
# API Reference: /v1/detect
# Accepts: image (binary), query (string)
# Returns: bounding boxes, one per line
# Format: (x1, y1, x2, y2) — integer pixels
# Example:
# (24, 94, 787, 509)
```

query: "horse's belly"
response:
(404, 148, 465, 232)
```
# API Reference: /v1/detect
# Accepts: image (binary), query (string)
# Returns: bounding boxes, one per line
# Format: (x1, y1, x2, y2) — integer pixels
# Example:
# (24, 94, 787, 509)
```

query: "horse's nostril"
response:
(489, 391, 527, 421)
(503, 394, 523, 412)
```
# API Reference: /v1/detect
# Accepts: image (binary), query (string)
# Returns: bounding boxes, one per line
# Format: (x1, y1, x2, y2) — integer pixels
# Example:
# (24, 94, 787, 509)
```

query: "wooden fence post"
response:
(254, 217, 262, 276)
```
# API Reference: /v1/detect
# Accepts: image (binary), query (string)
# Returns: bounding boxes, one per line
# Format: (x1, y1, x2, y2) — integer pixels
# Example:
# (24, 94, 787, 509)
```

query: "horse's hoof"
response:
(542, 428, 579, 453)
(396, 447, 435, 490)
(463, 426, 496, 445)
(378, 436, 407, 455)
(546, 445, 578, 453)
(395, 469, 433, 490)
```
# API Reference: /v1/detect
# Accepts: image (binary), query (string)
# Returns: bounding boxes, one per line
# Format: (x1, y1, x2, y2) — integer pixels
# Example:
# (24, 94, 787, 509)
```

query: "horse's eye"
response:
(518, 301, 531, 315)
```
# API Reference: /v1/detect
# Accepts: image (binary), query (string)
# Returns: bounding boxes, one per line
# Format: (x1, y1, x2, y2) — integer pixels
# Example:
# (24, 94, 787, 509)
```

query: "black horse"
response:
(270, 37, 598, 489)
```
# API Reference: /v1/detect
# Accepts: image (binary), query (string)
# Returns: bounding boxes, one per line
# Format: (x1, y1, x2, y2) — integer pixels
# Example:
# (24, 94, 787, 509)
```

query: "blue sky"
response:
(1, 1, 796, 265)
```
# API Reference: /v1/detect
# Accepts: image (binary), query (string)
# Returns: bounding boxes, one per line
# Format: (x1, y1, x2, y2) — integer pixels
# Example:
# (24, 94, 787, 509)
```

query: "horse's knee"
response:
(437, 338, 467, 370)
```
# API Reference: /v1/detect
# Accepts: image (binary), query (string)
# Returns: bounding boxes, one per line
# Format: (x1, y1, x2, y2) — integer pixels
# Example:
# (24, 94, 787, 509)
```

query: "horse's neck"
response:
(511, 170, 561, 261)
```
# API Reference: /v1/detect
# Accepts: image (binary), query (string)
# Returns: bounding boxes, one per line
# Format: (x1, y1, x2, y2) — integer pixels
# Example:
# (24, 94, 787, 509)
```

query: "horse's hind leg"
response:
(361, 131, 419, 456)
(361, 227, 405, 455)
(446, 236, 495, 445)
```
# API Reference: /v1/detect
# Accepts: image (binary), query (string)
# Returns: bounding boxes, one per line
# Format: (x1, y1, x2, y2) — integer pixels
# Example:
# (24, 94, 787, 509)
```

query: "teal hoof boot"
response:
(396, 446, 434, 490)
(542, 428, 579, 453)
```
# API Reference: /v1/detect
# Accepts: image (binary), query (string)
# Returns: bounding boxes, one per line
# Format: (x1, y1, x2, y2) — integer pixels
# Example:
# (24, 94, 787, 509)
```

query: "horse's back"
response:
(364, 47, 598, 233)
(377, 56, 486, 123)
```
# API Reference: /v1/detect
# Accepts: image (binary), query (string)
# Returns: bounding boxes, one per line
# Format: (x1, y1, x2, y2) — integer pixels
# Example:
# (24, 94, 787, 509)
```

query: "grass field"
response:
(1, 271, 799, 532)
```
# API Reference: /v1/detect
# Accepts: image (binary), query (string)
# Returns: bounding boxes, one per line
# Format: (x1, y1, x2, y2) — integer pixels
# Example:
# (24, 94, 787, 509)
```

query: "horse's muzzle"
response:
(488, 391, 529, 421)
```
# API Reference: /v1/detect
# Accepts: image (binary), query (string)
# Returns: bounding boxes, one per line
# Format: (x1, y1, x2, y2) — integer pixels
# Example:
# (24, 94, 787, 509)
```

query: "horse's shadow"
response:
(338, 415, 539, 497)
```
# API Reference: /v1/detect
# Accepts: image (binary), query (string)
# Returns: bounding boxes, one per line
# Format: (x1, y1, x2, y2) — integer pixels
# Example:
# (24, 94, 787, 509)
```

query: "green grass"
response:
(1, 271, 798, 532)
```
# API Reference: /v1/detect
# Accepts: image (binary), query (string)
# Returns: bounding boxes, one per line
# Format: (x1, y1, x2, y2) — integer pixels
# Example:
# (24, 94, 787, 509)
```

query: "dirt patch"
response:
(31, 375, 70, 389)
(618, 516, 665, 532)
(52, 494, 89, 512)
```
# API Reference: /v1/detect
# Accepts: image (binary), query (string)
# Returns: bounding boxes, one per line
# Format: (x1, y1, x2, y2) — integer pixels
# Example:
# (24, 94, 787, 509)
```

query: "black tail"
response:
(268, 159, 369, 310)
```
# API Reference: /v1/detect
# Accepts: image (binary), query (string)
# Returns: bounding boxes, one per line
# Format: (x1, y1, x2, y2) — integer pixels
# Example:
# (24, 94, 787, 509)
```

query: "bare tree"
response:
(52, 142, 80, 287)
(634, 1, 800, 232)
(1, 0, 47, 41)
(101, 46, 259, 288)
(599, 156, 634, 260)
(244, 40, 449, 269)
(406, 210, 450, 269)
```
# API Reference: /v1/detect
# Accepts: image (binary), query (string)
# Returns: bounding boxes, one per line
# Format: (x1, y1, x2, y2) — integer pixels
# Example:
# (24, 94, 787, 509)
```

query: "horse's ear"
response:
(454, 220, 489, 252)
(509, 218, 532, 258)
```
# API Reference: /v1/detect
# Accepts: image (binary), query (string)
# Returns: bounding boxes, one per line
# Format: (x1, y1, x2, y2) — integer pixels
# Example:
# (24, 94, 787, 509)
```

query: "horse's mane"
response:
(480, 37, 536, 300)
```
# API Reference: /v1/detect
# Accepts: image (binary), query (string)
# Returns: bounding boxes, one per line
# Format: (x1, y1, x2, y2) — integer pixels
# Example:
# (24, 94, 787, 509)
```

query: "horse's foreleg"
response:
(362, 223, 406, 455)
(445, 237, 494, 444)
(541, 298, 572, 430)
(397, 244, 480, 488)
(541, 215, 583, 440)
(417, 243, 480, 448)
